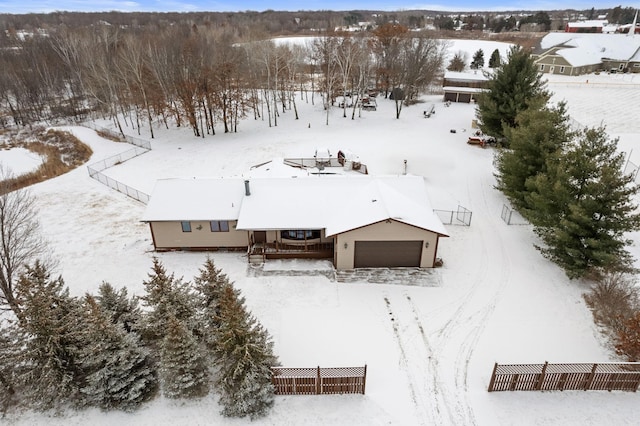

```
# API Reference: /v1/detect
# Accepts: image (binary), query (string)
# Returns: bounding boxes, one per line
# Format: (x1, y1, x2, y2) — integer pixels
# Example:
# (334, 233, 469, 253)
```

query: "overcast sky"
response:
(0, 1, 638, 14)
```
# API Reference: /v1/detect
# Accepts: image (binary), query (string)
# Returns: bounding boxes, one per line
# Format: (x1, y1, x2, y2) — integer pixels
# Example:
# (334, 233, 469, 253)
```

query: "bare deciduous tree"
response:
(0, 167, 49, 315)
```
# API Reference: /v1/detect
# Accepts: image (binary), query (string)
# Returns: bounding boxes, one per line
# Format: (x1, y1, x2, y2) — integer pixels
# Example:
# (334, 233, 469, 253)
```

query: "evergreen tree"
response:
(476, 45, 549, 145)
(496, 99, 573, 212)
(160, 313, 209, 399)
(488, 48, 501, 68)
(0, 320, 21, 414)
(140, 257, 197, 345)
(193, 257, 240, 351)
(470, 49, 484, 69)
(214, 285, 278, 420)
(96, 282, 142, 333)
(446, 51, 466, 72)
(78, 296, 158, 411)
(530, 127, 640, 278)
(15, 261, 86, 409)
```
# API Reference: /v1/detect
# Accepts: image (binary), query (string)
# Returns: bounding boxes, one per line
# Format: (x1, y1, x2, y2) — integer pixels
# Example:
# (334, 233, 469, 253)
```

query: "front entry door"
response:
(254, 231, 267, 243)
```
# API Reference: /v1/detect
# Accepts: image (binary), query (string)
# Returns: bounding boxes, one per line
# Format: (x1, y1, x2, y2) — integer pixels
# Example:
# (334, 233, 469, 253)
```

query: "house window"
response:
(210, 220, 229, 232)
(539, 64, 545, 71)
(281, 230, 321, 240)
(559, 66, 565, 73)
(181, 221, 192, 232)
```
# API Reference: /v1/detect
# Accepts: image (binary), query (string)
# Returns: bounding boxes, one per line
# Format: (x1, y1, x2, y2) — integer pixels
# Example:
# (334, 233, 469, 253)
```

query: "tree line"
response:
(476, 46, 640, 361)
(0, 22, 446, 134)
(0, 253, 278, 418)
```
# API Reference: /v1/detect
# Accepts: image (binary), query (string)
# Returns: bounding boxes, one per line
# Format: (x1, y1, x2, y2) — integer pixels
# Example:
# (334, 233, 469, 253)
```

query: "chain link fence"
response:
(83, 122, 151, 204)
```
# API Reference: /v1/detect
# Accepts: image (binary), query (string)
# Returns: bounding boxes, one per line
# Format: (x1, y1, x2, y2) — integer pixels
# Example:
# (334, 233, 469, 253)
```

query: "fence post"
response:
(316, 366, 321, 395)
(585, 363, 598, 391)
(362, 364, 367, 395)
(536, 361, 548, 390)
(488, 362, 498, 392)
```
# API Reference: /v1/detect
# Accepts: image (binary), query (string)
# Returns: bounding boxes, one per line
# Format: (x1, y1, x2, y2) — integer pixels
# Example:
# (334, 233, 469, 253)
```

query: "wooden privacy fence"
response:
(488, 362, 640, 392)
(271, 366, 366, 395)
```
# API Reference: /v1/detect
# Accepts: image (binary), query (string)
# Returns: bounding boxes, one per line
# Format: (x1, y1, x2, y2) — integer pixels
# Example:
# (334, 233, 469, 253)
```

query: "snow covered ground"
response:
(6, 63, 640, 425)
(0, 146, 43, 176)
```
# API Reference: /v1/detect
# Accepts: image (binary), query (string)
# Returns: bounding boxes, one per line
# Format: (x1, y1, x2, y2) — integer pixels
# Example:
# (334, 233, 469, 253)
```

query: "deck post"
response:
(585, 363, 598, 391)
(488, 362, 498, 392)
(316, 366, 321, 395)
(362, 364, 367, 394)
(536, 361, 548, 390)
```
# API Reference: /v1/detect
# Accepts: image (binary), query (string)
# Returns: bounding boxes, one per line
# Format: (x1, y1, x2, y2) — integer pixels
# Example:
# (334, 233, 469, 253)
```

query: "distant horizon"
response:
(0, 1, 638, 15)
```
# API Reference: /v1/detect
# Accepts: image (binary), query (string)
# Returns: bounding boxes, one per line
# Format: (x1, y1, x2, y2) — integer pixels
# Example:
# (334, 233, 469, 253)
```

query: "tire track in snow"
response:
(447, 173, 513, 424)
(405, 294, 456, 426)
(384, 296, 422, 418)
(384, 295, 442, 426)
(415, 174, 512, 425)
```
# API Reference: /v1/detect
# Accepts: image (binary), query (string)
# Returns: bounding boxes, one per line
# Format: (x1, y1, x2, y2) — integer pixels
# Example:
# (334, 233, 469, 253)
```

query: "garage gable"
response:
(334, 219, 441, 270)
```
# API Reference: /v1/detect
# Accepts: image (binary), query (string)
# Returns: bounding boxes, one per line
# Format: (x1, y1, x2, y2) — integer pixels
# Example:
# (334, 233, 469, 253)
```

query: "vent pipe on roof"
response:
(244, 180, 251, 196)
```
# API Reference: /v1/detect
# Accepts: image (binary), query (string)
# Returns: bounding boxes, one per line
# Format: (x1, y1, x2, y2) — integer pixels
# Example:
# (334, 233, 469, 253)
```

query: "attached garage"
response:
(354, 240, 423, 268)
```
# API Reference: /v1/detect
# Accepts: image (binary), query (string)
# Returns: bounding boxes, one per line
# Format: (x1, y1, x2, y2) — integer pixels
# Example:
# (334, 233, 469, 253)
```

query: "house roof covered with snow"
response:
(142, 175, 448, 237)
(444, 71, 489, 82)
(142, 178, 245, 222)
(538, 33, 640, 66)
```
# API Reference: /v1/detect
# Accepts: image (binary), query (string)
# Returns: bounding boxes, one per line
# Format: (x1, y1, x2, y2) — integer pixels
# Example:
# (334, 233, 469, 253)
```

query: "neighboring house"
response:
(442, 71, 489, 103)
(142, 173, 448, 270)
(532, 32, 640, 75)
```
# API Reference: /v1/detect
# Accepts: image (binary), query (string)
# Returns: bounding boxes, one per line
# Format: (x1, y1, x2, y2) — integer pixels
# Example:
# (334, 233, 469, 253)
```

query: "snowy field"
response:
(6, 60, 640, 424)
(0, 146, 43, 176)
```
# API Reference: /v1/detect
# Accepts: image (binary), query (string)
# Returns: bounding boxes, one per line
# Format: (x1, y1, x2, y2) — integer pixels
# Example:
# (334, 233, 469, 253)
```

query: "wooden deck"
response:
(249, 242, 334, 261)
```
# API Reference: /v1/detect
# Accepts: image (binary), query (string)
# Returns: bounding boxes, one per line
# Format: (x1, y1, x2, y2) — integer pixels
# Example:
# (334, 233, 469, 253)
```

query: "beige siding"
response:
(150, 220, 248, 249)
(334, 220, 441, 270)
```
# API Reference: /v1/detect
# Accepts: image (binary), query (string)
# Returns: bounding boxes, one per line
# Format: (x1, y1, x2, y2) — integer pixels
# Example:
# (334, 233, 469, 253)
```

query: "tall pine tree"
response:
(488, 48, 501, 68)
(160, 313, 209, 399)
(78, 296, 158, 411)
(214, 285, 279, 420)
(14, 261, 87, 409)
(193, 257, 240, 352)
(470, 49, 484, 69)
(530, 127, 640, 278)
(476, 45, 549, 145)
(140, 257, 197, 345)
(496, 99, 573, 213)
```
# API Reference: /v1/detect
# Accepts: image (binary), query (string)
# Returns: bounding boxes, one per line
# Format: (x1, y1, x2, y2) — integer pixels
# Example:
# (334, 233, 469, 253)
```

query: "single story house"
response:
(532, 32, 640, 75)
(442, 71, 489, 103)
(142, 174, 449, 270)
